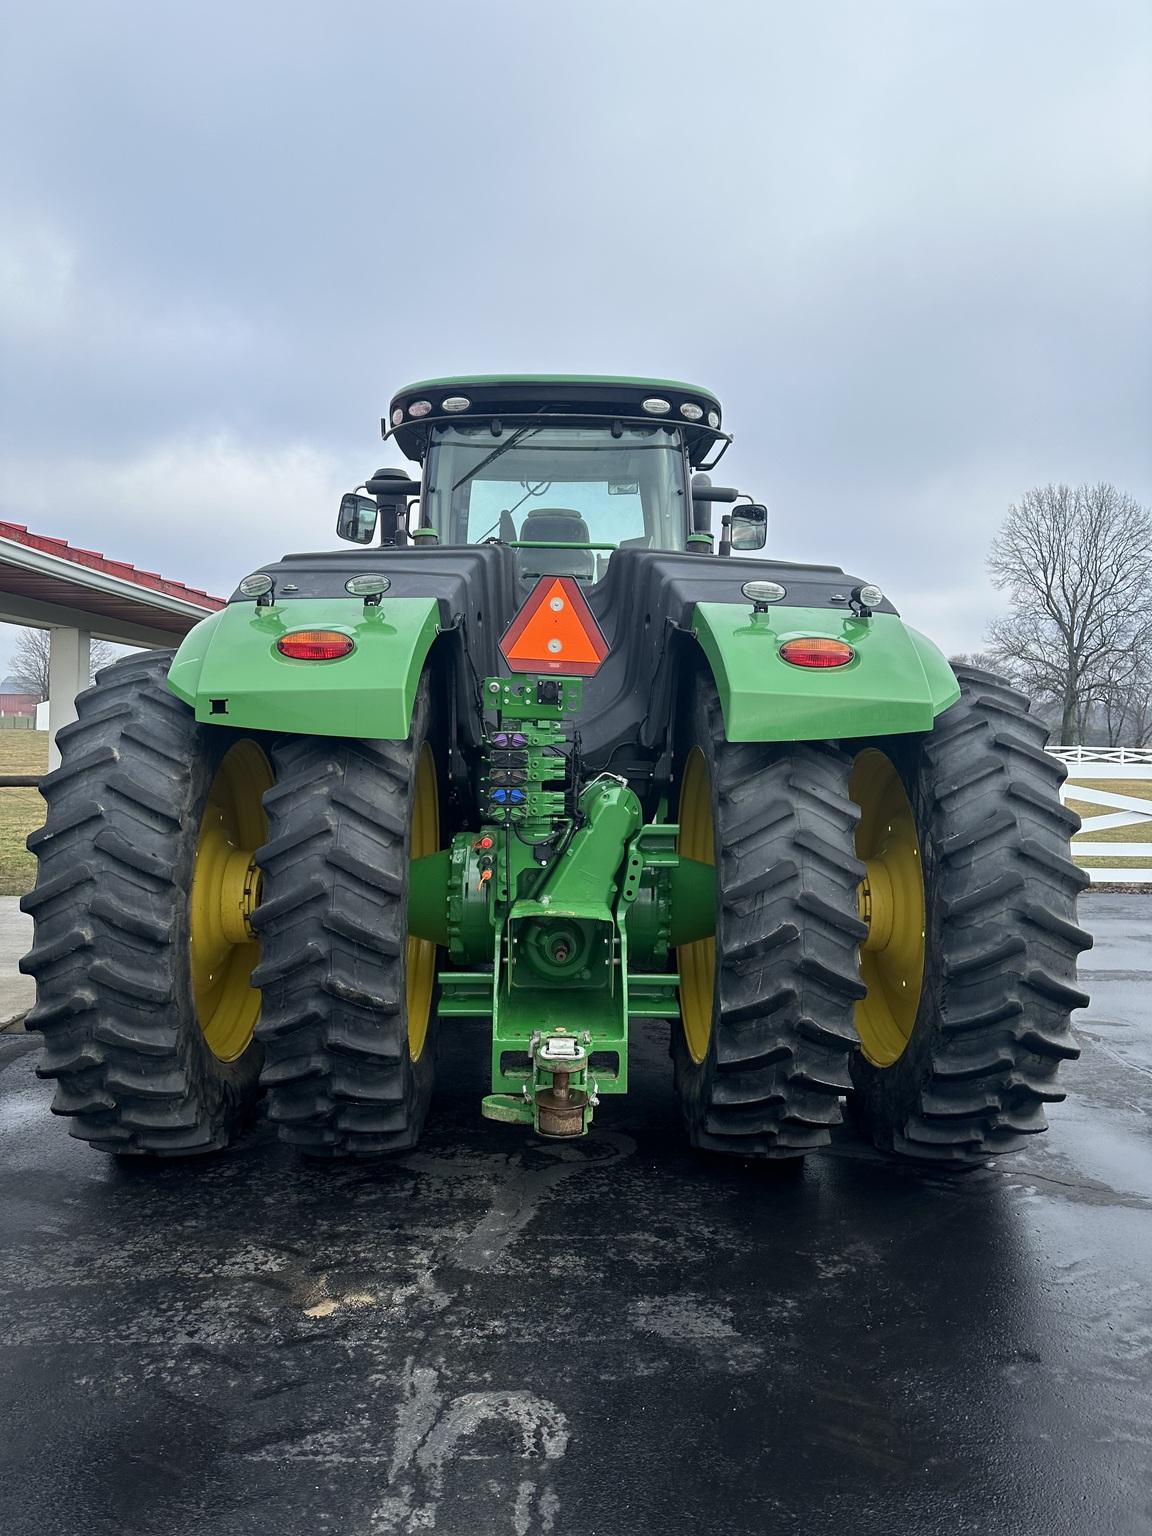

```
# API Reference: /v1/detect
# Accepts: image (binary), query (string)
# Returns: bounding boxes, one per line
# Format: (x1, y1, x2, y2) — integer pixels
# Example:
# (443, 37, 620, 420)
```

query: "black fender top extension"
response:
(241, 545, 892, 782)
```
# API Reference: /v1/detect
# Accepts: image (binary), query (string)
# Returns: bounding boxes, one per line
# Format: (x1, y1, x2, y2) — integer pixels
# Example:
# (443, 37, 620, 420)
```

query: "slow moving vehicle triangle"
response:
(500, 576, 610, 676)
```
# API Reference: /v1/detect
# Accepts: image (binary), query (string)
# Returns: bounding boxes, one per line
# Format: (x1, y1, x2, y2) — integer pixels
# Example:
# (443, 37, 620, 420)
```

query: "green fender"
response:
(691, 603, 960, 743)
(167, 597, 441, 738)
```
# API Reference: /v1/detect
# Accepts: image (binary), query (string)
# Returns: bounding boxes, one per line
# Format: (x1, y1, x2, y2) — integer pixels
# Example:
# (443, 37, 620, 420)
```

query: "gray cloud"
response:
(1, 0, 1149, 656)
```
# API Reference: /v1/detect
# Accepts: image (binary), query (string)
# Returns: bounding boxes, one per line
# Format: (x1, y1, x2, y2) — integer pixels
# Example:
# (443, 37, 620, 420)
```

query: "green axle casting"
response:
(21, 372, 1090, 1171)
(407, 674, 714, 1137)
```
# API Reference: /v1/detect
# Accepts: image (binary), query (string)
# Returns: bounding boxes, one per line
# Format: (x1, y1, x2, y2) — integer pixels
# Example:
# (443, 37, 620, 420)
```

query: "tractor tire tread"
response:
(850, 664, 1091, 1165)
(19, 650, 262, 1155)
(252, 680, 438, 1157)
(674, 681, 865, 1159)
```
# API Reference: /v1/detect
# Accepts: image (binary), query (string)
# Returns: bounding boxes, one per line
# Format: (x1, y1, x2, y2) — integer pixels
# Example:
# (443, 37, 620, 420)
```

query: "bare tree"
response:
(7, 627, 123, 701)
(1096, 640, 1152, 747)
(986, 483, 1152, 743)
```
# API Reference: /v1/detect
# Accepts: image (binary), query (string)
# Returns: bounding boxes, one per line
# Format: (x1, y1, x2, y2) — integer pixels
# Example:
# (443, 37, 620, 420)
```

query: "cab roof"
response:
(384, 375, 726, 466)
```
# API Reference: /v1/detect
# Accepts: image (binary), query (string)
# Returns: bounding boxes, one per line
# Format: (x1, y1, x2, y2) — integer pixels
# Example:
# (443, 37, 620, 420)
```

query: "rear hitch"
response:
(482, 1029, 599, 1139)
(533, 1031, 594, 1138)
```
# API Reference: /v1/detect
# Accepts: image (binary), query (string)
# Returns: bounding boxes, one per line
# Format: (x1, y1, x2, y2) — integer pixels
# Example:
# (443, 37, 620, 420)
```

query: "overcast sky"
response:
(1, 0, 1149, 662)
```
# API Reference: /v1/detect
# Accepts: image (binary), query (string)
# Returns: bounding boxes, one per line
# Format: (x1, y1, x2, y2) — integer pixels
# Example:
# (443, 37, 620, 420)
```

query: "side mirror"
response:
(730, 504, 768, 552)
(337, 492, 379, 544)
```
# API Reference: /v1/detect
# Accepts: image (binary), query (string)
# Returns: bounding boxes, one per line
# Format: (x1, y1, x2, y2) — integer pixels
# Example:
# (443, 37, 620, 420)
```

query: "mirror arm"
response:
(375, 494, 409, 545)
(367, 472, 421, 497)
(691, 472, 712, 539)
(378, 502, 400, 545)
(718, 514, 732, 558)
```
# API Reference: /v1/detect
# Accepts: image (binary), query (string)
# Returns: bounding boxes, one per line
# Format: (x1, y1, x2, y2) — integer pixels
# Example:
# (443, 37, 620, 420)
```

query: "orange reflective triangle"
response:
(500, 576, 610, 676)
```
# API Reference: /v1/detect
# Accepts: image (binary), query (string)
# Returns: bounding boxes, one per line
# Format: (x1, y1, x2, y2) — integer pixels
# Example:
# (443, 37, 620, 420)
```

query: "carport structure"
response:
(0, 520, 222, 768)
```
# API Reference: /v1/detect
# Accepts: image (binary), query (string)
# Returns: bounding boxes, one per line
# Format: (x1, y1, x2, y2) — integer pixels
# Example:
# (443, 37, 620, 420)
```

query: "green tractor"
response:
(21, 376, 1091, 1165)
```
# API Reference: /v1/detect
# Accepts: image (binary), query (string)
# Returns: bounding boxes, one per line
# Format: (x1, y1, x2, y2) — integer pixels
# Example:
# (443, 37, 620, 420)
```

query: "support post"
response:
(47, 627, 91, 771)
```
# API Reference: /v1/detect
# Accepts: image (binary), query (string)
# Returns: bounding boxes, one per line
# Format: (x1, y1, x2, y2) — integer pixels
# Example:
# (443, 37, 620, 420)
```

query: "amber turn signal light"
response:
(276, 630, 355, 661)
(779, 637, 855, 668)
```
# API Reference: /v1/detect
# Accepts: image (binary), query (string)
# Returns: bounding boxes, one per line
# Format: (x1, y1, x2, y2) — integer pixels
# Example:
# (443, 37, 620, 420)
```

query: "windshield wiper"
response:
(452, 420, 545, 492)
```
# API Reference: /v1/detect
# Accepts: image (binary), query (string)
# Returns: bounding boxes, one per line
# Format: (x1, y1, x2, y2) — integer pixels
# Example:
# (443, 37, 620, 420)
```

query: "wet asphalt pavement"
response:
(0, 893, 1149, 1536)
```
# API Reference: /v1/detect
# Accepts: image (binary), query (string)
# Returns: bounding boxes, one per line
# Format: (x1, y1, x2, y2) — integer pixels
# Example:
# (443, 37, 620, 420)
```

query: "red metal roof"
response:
(0, 521, 224, 608)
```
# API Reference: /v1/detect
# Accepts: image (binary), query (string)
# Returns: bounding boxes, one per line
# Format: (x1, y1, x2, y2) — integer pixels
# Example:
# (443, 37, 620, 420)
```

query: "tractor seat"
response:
(517, 507, 595, 581)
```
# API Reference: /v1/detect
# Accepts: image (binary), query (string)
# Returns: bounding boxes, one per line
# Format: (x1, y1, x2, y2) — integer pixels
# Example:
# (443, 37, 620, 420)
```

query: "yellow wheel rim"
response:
(190, 741, 272, 1062)
(851, 749, 926, 1067)
(406, 743, 440, 1061)
(677, 747, 716, 1064)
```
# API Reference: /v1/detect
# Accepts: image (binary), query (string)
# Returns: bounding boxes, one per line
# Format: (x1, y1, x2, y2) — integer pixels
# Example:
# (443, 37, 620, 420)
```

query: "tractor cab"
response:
(422, 419, 686, 581)
(338, 376, 767, 577)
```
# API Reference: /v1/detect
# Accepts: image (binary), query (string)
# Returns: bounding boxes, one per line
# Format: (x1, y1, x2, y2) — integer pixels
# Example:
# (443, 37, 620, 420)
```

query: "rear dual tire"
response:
(21, 656, 444, 1160)
(672, 667, 1091, 1167)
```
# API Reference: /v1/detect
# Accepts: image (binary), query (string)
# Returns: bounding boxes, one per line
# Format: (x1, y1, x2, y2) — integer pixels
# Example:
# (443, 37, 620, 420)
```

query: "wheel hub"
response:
(860, 858, 895, 952)
(221, 850, 261, 945)
(851, 749, 926, 1068)
(190, 741, 272, 1063)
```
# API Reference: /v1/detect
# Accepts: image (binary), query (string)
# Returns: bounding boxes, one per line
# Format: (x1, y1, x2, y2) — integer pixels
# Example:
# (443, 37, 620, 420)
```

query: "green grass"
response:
(1065, 815, 1152, 844)
(0, 732, 47, 897)
(1064, 777, 1152, 803)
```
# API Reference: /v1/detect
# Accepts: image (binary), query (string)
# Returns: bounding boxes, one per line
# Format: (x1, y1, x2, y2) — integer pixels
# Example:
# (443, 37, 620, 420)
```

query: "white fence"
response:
(1053, 749, 1152, 885)
(1048, 746, 1152, 765)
